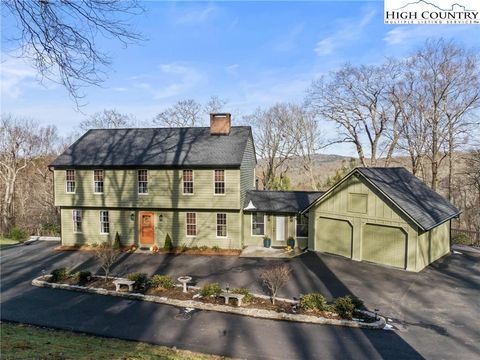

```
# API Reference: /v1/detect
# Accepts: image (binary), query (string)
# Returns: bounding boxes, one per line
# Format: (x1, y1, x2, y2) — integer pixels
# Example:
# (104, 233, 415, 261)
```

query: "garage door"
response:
(316, 217, 352, 258)
(362, 224, 407, 269)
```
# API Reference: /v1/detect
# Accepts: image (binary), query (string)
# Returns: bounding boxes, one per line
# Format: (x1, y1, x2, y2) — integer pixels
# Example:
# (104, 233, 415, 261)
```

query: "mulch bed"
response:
(43, 276, 374, 322)
(54, 245, 241, 256)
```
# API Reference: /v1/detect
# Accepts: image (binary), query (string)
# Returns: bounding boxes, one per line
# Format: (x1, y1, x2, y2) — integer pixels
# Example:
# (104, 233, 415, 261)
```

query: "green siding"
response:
(315, 217, 352, 258)
(362, 224, 407, 269)
(61, 207, 242, 249)
(242, 213, 298, 246)
(239, 136, 256, 205)
(54, 169, 240, 210)
(417, 220, 450, 270)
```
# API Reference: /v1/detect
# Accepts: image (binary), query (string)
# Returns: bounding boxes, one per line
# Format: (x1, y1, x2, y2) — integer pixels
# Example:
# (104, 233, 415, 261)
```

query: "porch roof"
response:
(243, 190, 324, 214)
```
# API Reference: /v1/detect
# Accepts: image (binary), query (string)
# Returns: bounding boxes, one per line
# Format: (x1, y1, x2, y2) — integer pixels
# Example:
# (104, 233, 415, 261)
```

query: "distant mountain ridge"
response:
(394, 0, 474, 12)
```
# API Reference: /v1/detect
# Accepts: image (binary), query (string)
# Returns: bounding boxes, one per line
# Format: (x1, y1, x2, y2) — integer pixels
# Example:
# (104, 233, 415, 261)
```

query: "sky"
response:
(1, 0, 479, 156)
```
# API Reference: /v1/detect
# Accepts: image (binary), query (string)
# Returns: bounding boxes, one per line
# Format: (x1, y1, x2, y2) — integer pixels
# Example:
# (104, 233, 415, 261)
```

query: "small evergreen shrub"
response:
(113, 232, 121, 249)
(334, 296, 355, 320)
(350, 295, 364, 310)
(127, 272, 149, 289)
(200, 282, 222, 297)
(7, 227, 28, 241)
(300, 293, 327, 311)
(199, 245, 208, 251)
(73, 271, 92, 285)
(42, 223, 61, 236)
(164, 234, 174, 251)
(212, 245, 220, 252)
(231, 288, 254, 303)
(150, 275, 175, 289)
(50, 268, 70, 283)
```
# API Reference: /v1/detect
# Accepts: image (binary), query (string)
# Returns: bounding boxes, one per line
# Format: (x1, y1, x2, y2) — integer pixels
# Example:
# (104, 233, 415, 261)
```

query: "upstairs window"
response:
(296, 215, 309, 238)
(216, 213, 227, 237)
(66, 170, 75, 193)
(186, 212, 196, 236)
(183, 170, 194, 194)
(93, 170, 104, 193)
(72, 210, 82, 233)
(214, 170, 225, 195)
(138, 170, 148, 194)
(100, 211, 109, 234)
(252, 212, 265, 236)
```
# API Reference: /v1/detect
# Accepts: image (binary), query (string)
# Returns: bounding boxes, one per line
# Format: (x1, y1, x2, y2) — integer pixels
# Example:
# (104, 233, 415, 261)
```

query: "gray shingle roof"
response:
(50, 127, 253, 168)
(244, 190, 324, 214)
(356, 167, 461, 231)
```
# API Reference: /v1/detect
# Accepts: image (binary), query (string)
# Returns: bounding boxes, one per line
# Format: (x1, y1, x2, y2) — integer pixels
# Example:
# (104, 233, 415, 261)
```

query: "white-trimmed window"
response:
(72, 209, 82, 233)
(216, 213, 227, 237)
(186, 212, 196, 236)
(66, 170, 75, 193)
(252, 212, 265, 236)
(214, 170, 225, 195)
(183, 170, 194, 194)
(296, 214, 308, 238)
(138, 169, 148, 194)
(100, 211, 109, 234)
(93, 170, 104, 193)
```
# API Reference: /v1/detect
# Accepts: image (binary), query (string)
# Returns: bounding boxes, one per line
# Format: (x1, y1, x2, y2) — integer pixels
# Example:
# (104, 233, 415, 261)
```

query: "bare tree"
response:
(260, 264, 292, 305)
(307, 63, 400, 167)
(94, 241, 121, 281)
(153, 99, 203, 127)
(2, 0, 143, 104)
(204, 96, 228, 114)
(246, 103, 299, 190)
(79, 109, 136, 132)
(0, 114, 57, 234)
(410, 39, 480, 192)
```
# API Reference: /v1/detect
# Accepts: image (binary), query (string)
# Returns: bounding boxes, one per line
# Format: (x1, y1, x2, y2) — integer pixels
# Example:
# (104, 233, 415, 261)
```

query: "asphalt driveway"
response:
(1, 241, 479, 359)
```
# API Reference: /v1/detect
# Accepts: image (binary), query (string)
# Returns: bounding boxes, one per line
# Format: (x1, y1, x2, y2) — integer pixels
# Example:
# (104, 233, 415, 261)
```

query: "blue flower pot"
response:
(263, 238, 271, 248)
(287, 238, 295, 248)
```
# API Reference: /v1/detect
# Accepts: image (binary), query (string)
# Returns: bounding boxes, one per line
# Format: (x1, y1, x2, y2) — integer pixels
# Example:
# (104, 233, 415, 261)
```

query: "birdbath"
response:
(177, 276, 192, 293)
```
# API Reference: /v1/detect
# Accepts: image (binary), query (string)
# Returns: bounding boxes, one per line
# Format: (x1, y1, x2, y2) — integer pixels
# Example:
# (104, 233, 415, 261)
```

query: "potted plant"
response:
(263, 236, 271, 248)
(287, 237, 295, 248)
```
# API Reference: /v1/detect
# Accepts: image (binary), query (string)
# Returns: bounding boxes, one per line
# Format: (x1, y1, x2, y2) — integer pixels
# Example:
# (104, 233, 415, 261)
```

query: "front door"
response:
(276, 216, 285, 242)
(139, 212, 154, 245)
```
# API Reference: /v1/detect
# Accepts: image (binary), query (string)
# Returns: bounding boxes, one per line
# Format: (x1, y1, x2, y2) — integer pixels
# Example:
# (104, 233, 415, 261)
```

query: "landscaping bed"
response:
(32, 269, 385, 329)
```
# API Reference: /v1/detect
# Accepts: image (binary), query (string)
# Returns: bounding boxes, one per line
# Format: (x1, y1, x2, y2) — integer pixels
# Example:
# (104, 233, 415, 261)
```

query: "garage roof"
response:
(244, 190, 324, 214)
(304, 167, 461, 231)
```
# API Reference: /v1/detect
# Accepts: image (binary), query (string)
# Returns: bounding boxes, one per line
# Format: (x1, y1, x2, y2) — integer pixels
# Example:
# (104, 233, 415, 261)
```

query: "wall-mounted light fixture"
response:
(267, 215, 271, 222)
(130, 212, 135, 221)
(159, 214, 163, 222)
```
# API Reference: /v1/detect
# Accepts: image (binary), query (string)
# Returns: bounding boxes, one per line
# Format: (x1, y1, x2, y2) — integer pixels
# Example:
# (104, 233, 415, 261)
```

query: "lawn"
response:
(0, 238, 19, 246)
(0, 322, 229, 360)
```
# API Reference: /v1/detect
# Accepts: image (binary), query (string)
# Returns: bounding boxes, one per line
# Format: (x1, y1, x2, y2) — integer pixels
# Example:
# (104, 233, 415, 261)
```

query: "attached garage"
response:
(316, 217, 352, 258)
(362, 224, 407, 269)
(304, 167, 461, 272)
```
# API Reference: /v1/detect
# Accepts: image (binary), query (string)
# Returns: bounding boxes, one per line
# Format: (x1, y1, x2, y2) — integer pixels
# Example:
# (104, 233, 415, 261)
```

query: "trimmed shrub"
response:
(231, 288, 254, 303)
(150, 275, 175, 289)
(199, 245, 208, 251)
(200, 282, 222, 297)
(73, 271, 92, 285)
(127, 272, 149, 290)
(300, 292, 327, 311)
(350, 295, 364, 310)
(164, 234, 174, 251)
(50, 268, 70, 283)
(334, 296, 355, 320)
(212, 245, 220, 252)
(7, 227, 28, 242)
(113, 232, 121, 249)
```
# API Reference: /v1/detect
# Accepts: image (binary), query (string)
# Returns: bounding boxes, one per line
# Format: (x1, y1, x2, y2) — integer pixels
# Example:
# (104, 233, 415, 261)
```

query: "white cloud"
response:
(0, 54, 37, 99)
(383, 25, 468, 46)
(153, 63, 203, 99)
(174, 4, 217, 25)
(314, 9, 376, 56)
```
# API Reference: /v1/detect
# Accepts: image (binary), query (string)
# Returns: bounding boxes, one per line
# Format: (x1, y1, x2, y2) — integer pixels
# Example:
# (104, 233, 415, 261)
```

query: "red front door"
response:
(140, 212, 154, 245)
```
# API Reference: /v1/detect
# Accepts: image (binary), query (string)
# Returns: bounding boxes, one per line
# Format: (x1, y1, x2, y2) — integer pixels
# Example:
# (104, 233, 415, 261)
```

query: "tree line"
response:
(1, 38, 479, 238)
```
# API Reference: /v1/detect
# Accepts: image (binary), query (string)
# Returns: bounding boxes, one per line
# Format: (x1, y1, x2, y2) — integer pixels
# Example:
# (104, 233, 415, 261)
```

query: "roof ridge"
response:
(86, 126, 251, 131)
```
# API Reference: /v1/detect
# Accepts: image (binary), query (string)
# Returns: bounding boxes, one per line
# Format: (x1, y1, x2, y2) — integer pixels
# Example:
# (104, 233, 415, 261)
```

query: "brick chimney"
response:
(210, 113, 231, 135)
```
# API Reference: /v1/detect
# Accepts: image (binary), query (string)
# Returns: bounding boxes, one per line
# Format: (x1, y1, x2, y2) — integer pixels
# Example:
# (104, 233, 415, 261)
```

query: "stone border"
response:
(31, 276, 385, 329)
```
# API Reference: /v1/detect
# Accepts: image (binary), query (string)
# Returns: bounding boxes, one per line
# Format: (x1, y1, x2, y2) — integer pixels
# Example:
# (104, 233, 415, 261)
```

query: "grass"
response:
(0, 238, 20, 246)
(0, 322, 229, 360)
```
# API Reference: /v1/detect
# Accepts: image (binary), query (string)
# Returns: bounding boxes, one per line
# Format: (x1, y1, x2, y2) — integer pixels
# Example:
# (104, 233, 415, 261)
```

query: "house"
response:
(50, 113, 460, 272)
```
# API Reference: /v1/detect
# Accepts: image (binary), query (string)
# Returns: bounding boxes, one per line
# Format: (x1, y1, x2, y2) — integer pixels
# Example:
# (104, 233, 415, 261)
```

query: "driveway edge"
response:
(31, 277, 385, 329)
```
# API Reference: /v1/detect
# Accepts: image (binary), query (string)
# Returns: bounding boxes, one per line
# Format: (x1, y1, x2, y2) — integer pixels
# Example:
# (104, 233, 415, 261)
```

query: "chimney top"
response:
(210, 113, 231, 135)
